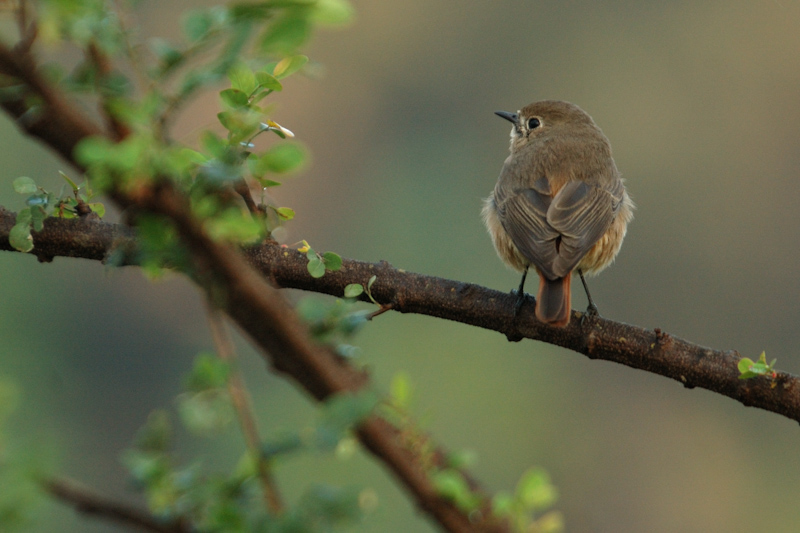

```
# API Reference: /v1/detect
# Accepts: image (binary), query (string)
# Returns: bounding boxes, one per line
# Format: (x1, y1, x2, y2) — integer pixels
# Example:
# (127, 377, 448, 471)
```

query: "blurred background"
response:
(2, 0, 800, 531)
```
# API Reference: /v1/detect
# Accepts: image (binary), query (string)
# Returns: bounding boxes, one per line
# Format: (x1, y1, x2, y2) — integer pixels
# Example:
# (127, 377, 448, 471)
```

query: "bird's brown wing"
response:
(499, 176, 622, 280)
(496, 176, 559, 278)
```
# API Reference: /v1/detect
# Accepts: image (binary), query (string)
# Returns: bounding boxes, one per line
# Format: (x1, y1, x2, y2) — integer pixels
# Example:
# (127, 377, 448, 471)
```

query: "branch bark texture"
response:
(2, 209, 798, 425)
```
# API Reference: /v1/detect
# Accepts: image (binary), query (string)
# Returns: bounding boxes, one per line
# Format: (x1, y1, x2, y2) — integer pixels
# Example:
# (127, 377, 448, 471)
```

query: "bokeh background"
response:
(3, 1, 800, 531)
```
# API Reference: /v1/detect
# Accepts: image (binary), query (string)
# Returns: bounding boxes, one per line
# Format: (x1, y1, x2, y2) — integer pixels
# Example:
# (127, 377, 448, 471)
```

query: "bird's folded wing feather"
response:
(498, 175, 622, 280)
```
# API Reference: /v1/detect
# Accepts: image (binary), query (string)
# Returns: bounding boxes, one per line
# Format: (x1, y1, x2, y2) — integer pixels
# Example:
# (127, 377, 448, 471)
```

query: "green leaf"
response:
(184, 353, 231, 392)
(311, 0, 355, 25)
(177, 390, 233, 434)
(200, 131, 227, 159)
(737, 358, 754, 375)
(15, 207, 32, 226)
(275, 207, 295, 220)
(322, 252, 342, 271)
(390, 372, 412, 409)
(9, 223, 33, 252)
(257, 178, 282, 188)
(255, 71, 283, 91)
(216, 109, 262, 141)
(308, 257, 326, 278)
(182, 9, 214, 41)
(260, 15, 311, 54)
(58, 171, 79, 192)
(449, 450, 478, 470)
(258, 143, 307, 173)
(219, 88, 249, 108)
(533, 510, 565, 533)
(491, 491, 515, 517)
(228, 63, 256, 94)
(74, 136, 116, 166)
(431, 470, 480, 512)
(343, 284, 363, 298)
(516, 468, 557, 510)
(272, 54, 309, 79)
(88, 203, 106, 217)
(12, 176, 37, 195)
(367, 275, 377, 290)
(205, 208, 264, 243)
(30, 206, 46, 232)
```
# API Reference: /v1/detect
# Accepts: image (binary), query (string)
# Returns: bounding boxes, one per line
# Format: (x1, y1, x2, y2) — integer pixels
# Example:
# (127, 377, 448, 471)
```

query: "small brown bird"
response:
(482, 100, 633, 327)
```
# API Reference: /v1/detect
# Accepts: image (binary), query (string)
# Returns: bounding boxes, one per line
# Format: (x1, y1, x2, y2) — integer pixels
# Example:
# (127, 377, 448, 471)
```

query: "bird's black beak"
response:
(495, 111, 519, 124)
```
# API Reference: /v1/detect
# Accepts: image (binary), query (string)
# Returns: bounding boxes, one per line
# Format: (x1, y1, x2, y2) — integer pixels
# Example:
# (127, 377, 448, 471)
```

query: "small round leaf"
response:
(322, 252, 342, 271)
(13, 177, 37, 195)
(308, 258, 326, 278)
(344, 284, 364, 298)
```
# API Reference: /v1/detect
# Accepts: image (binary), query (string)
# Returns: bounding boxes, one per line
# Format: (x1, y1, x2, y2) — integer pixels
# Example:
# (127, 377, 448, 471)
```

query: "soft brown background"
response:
(2, 1, 800, 531)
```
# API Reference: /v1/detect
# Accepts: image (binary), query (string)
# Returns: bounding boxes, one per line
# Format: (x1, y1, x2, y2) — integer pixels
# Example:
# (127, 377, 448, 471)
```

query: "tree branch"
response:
(2, 209, 798, 426)
(0, 40, 503, 530)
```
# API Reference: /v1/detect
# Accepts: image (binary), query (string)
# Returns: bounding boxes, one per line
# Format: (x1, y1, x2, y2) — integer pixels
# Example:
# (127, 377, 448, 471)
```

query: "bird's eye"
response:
(528, 118, 541, 129)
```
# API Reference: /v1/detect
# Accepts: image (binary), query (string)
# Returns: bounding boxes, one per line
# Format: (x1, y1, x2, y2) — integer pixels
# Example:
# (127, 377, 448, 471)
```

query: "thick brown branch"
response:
(0, 44, 103, 163)
(115, 183, 501, 532)
(2, 211, 798, 426)
(44, 478, 190, 533)
(0, 45, 497, 531)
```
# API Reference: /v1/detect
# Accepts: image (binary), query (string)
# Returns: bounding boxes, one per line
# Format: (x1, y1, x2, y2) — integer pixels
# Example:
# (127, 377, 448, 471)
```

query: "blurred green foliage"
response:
(121, 359, 379, 532)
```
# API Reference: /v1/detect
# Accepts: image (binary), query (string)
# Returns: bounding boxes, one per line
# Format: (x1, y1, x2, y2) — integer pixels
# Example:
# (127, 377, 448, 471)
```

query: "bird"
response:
(482, 100, 633, 327)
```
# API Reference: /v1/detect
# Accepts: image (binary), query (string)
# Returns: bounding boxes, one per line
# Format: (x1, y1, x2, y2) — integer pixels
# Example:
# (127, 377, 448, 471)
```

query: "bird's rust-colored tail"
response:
(536, 273, 571, 327)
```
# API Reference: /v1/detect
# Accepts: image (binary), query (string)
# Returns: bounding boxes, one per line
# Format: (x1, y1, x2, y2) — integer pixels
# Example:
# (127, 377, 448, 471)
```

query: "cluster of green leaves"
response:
(429, 461, 562, 532)
(297, 240, 343, 278)
(383, 373, 563, 533)
(738, 352, 777, 380)
(263, 391, 380, 458)
(9, 173, 104, 252)
(123, 354, 378, 531)
(8, 0, 353, 271)
(491, 469, 563, 533)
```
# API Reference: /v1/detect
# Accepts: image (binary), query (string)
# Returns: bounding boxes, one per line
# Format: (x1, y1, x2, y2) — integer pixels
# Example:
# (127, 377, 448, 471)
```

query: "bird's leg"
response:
(504, 268, 529, 342)
(512, 268, 528, 316)
(578, 269, 599, 317)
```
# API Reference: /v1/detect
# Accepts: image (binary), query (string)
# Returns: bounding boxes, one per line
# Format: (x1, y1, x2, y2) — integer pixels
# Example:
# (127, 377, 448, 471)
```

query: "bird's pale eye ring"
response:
(528, 118, 541, 130)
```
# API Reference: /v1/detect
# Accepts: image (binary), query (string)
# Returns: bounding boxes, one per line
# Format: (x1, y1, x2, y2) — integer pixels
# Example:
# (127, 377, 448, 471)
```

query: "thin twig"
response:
(233, 178, 262, 217)
(87, 41, 132, 140)
(109, 0, 152, 94)
(367, 303, 395, 321)
(44, 477, 191, 533)
(204, 301, 285, 514)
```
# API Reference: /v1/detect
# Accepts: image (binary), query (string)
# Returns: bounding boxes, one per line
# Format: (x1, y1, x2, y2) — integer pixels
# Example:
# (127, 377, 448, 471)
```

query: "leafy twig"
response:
(204, 301, 284, 514)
